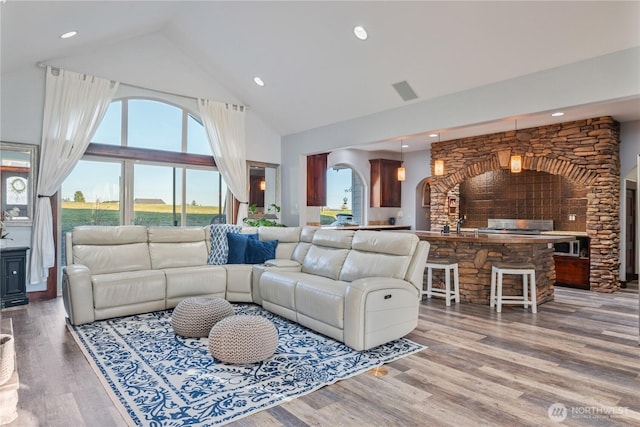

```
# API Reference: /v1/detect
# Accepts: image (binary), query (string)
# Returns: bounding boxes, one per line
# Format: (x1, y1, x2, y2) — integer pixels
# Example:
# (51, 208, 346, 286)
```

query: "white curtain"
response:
(198, 99, 248, 225)
(30, 67, 118, 284)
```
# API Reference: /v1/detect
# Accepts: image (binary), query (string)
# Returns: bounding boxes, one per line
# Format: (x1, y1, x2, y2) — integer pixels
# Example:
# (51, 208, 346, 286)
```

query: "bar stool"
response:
(424, 258, 460, 306)
(490, 262, 537, 313)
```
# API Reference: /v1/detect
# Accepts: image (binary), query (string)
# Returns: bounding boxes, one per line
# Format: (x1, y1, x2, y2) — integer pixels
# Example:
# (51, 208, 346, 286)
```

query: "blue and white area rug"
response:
(68, 304, 425, 426)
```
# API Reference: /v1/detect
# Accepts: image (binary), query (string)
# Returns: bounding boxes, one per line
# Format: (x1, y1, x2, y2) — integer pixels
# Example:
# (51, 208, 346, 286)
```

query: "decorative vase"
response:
(0, 334, 15, 385)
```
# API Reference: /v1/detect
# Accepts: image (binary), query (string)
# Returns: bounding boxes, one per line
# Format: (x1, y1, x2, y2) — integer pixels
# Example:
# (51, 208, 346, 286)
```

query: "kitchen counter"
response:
(415, 230, 576, 244)
(321, 224, 412, 231)
(414, 231, 574, 305)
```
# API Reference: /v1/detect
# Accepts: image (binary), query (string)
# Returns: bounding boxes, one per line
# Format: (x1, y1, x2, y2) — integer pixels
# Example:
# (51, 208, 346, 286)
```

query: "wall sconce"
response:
(434, 160, 444, 176)
(259, 179, 266, 191)
(397, 141, 406, 181)
(510, 155, 522, 173)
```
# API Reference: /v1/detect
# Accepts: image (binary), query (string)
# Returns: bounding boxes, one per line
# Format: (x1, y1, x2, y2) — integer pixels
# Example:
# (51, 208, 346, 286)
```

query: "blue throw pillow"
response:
(226, 233, 258, 264)
(245, 238, 278, 264)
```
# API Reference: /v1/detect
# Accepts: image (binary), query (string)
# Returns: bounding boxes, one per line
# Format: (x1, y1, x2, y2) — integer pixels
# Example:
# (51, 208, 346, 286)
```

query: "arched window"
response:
(61, 98, 227, 262)
(322, 166, 364, 225)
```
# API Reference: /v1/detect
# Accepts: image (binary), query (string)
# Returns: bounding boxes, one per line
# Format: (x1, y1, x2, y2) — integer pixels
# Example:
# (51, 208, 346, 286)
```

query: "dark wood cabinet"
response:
(306, 153, 328, 206)
(554, 255, 589, 289)
(370, 159, 402, 207)
(1, 246, 29, 308)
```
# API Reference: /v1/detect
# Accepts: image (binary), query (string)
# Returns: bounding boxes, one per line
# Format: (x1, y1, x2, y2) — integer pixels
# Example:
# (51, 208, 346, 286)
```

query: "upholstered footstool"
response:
(171, 297, 234, 338)
(208, 315, 278, 364)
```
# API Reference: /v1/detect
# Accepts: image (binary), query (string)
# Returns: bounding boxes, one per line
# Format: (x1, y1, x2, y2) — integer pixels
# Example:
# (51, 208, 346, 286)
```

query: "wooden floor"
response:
(2, 287, 638, 427)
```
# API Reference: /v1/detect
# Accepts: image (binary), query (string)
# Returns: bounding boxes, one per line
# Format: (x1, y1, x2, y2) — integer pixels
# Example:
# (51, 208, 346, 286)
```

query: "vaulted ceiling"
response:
(2, 1, 639, 147)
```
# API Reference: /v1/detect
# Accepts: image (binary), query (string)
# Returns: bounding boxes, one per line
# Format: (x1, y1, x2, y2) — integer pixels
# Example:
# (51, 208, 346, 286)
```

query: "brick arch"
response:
(427, 117, 620, 293)
(432, 156, 598, 193)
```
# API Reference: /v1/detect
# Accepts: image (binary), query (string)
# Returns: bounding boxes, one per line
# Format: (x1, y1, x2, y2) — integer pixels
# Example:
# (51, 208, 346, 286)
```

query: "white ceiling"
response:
(2, 1, 639, 152)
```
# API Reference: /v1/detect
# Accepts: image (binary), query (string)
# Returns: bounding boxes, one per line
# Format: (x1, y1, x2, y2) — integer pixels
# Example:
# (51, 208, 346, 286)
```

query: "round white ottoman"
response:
(171, 297, 234, 338)
(208, 315, 278, 364)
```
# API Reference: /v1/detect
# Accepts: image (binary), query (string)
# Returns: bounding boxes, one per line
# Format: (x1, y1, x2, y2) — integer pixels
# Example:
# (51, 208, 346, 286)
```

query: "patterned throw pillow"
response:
(208, 224, 242, 265)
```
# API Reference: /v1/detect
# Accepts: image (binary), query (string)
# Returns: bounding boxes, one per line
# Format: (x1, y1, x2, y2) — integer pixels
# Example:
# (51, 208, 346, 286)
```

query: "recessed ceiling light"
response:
(254, 77, 265, 87)
(402, 144, 409, 148)
(60, 31, 77, 39)
(551, 112, 564, 117)
(429, 134, 439, 138)
(353, 26, 368, 41)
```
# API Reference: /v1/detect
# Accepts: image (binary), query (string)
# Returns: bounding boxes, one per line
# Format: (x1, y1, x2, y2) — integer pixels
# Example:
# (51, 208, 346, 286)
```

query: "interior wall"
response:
(281, 47, 639, 226)
(0, 31, 283, 292)
(620, 120, 640, 281)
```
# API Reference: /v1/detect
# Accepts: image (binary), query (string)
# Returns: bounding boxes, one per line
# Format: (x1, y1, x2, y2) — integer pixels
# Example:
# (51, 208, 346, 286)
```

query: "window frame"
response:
(76, 97, 222, 226)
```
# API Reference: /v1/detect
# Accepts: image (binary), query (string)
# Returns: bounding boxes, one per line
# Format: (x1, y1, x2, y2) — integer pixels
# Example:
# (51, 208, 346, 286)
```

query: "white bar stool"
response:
(490, 262, 537, 313)
(424, 258, 460, 306)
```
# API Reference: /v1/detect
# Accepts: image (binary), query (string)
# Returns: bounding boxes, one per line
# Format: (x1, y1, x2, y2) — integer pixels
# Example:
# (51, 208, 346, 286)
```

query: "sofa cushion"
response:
(72, 225, 148, 245)
(295, 276, 348, 329)
(258, 226, 301, 259)
(301, 245, 350, 280)
(291, 227, 318, 264)
(71, 225, 152, 275)
(164, 265, 227, 303)
(260, 271, 305, 311)
(245, 238, 278, 264)
(339, 231, 418, 282)
(92, 270, 165, 309)
(311, 229, 354, 249)
(74, 243, 151, 275)
(208, 224, 242, 265)
(226, 233, 258, 264)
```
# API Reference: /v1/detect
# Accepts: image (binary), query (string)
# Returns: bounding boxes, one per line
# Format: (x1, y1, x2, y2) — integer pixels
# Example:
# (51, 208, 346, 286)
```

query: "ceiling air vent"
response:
(392, 80, 418, 102)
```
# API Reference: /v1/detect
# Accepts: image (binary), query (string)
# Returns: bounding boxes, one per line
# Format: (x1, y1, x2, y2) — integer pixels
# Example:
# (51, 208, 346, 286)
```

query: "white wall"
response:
(0, 31, 282, 292)
(318, 148, 427, 227)
(619, 120, 640, 281)
(281, 47, 640, 226)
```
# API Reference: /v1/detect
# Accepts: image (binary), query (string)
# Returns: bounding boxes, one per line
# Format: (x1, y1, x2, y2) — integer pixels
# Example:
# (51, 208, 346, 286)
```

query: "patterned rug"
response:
(68, 304, 425, 426)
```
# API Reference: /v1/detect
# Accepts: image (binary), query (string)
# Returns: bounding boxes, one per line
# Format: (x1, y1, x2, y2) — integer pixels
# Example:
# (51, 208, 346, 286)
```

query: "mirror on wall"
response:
(0, 142, 38, 225)
(248, 162, 278, 216)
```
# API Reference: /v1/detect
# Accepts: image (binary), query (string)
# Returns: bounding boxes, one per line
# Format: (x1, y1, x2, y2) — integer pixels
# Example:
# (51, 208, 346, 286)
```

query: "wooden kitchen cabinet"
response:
(554, 255, 589, 289)
(370, 159, 402, 207)
(306, 153, 328, 206)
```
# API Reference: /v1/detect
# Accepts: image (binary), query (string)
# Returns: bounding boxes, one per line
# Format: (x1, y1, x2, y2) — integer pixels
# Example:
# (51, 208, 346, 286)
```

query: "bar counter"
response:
(321, 224, 412, 231)
(414, 231, 575, 305)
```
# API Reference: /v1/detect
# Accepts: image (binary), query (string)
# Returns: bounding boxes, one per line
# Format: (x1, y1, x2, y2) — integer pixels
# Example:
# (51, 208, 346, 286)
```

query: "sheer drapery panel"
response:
(30, 67, 118, 284)
(198, 100, 248, 225)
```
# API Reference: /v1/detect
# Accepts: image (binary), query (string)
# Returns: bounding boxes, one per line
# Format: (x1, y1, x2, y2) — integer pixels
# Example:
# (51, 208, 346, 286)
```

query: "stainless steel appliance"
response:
(553, 240, 581, 257)
(477, 219, 553, 235)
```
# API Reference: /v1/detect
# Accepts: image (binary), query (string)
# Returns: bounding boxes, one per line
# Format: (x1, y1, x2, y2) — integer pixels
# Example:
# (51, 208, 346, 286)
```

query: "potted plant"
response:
(242, 203, 285, 227)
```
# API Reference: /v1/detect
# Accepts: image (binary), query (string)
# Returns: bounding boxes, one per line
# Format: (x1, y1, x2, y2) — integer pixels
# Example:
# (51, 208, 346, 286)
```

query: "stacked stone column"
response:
(428, 117, 620, 292)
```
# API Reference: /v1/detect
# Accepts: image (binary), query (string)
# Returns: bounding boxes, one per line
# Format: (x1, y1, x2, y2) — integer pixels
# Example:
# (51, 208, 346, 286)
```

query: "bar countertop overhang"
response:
(413, 230, 579, 305)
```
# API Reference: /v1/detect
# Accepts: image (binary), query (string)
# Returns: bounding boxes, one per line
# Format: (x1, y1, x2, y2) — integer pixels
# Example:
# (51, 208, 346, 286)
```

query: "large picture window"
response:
(61, 98, 227, 264)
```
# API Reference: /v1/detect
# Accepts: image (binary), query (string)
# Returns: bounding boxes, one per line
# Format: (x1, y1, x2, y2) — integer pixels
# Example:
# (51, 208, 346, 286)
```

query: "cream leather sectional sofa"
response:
(63, 225, 429, 350)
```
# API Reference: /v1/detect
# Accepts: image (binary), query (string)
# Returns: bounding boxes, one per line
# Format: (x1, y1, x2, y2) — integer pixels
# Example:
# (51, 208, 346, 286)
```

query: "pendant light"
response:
(397, 141, 406, 181)
(510, 155, 522, 173)
(510, 120, 522, 173)
(434, 133, 444, 176)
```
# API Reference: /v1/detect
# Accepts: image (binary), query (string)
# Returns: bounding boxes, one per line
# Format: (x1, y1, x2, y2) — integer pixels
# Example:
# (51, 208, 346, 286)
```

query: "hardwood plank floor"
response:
(1, 287, 638, 427)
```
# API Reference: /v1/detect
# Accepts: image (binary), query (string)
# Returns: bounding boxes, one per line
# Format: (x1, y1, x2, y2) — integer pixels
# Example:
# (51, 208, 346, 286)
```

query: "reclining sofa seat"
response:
(63, 225, 313, 325)
(259, 229, 429, 351)
(62, 224, 429, 351)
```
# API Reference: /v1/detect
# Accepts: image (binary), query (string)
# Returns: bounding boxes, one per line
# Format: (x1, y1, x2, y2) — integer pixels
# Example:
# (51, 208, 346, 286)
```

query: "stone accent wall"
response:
(426, 240, 556, 304)
(428, 116, 620, 292)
